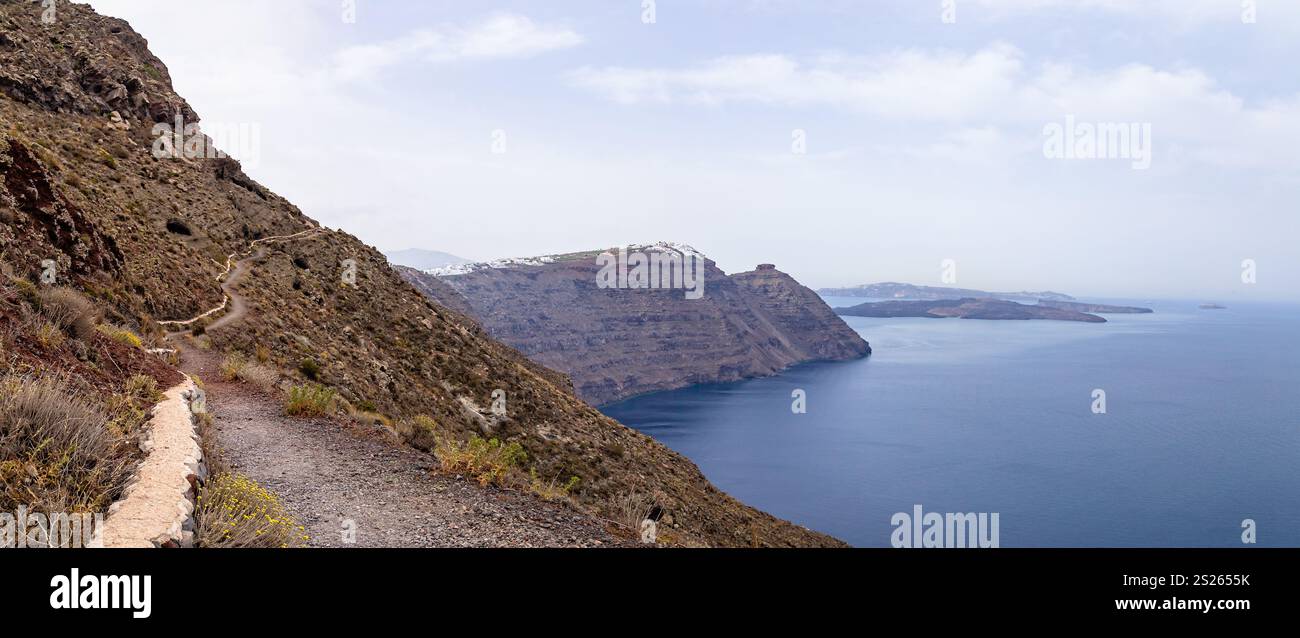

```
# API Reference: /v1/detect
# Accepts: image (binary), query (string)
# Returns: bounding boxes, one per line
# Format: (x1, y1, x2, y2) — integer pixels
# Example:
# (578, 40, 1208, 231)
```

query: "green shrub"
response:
(123, 374, 161, 404)
(219, 353, 247, 382)
(298, 358, 321, 381)
(529, 469, 580, 501)
(285, 384, 335, 417)
(96, 324, 143, 348)
(437, 433, 528, 488)
(395, 415, 439, 452)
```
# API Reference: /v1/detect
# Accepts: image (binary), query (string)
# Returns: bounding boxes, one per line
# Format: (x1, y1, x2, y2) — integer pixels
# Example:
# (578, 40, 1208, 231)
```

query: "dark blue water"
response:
(601, 298, 1300, 547)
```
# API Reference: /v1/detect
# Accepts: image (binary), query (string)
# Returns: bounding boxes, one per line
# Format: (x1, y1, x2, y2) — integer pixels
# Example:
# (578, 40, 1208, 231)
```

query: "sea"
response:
(601, 297, 1300, 547)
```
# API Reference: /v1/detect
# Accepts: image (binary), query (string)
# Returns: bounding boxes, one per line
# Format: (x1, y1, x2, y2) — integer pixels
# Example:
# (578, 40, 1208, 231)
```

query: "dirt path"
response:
(166, 234, 619, 547)
(202, 248, 255, 333)
(160, 229, 322, 331)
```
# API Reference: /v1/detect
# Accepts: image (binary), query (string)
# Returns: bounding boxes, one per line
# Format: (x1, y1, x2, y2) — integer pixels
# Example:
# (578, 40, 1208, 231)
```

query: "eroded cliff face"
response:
(414, 252, 871, 406)
(0, 2, 844, 547)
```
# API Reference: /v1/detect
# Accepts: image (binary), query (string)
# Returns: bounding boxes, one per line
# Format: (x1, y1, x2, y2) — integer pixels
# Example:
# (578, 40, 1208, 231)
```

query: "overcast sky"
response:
(77, 0, 1299, 300)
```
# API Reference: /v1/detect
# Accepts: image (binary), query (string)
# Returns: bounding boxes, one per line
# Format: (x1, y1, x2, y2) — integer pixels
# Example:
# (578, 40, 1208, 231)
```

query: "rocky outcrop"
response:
(416, 247, 871, 406)
(0, 138, 124, 278)
(731, 265, 873, 361)
(835, 298, 1107, 323)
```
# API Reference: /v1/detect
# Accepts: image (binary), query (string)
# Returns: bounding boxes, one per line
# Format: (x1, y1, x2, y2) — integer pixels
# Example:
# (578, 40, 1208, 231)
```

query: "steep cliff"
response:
(410, 249, 871, 406)
(0, 2, 842, 547)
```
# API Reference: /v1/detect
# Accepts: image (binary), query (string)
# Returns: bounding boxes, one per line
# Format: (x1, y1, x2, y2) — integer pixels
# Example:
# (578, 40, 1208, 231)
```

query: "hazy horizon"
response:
(79, 0, 1300, 301)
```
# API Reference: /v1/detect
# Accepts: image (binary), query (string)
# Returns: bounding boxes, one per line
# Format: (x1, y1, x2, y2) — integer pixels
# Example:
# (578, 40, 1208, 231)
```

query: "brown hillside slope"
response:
(0, 2, 842, 547)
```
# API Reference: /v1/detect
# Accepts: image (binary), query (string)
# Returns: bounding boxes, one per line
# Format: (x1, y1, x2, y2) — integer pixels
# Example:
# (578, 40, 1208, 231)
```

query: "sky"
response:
(74, 0, 1299, 300)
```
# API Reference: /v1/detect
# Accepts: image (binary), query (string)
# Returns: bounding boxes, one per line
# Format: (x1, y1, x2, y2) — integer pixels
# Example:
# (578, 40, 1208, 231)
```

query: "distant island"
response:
(1036, 300, 1153, 314)
(835, 298, 1107, 323)
(819, 282, 1074, 302)
(1199, 303, 1227, 310)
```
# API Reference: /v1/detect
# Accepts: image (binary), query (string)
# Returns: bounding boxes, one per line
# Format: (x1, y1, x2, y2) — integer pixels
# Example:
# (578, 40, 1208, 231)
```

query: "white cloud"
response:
(333, 13, 583, 80)
(569, 44, 1300, 171)
(570, 44, 1025, 121)
(967, 0, 1295, 25)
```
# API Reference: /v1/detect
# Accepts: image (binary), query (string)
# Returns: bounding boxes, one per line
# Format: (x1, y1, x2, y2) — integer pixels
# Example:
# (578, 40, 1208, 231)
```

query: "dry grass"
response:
(284, 384, 335, 417)
(399, 417, 527, 487)
(436, 432, 528, 488)
(124, 374, 160, 404)
(394, 414, 439, 452)
(238, 365, 279, 392)
(193, 473, 307, 548)
(399, 415, 577, 498)
(220, 353, 280, 392)
(528, 469, 580, 501)
(348, 407, 391, 429)
(0, 375, 138, 513)
(218, 352, 247, 382)
(613, 493, 660, 540)
(35, 322, 64, 349)
(194, 411, 228, 479)
(36, 287, 98, 341)
(95, 323, 143, 348)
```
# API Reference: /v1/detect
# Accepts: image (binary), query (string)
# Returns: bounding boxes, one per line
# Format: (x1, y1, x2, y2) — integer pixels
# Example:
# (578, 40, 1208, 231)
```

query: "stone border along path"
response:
(92, 378, 205, 548)
(158, 228, 323, 329)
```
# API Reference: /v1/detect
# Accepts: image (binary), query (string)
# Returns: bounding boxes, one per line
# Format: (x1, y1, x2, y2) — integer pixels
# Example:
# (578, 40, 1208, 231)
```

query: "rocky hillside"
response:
(394, 264, 475, 317)
(0, 2, 842, 547)
(407, 249, 871, 405)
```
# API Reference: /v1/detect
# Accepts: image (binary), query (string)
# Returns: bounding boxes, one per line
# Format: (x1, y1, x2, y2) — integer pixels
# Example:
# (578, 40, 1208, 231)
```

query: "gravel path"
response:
(165, 236, 621, 548)
(180, 347, 619, 548)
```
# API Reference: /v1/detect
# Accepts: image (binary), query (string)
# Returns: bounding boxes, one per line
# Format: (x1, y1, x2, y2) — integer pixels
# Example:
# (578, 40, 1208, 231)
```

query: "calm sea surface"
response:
(601, 298, 1300, 547)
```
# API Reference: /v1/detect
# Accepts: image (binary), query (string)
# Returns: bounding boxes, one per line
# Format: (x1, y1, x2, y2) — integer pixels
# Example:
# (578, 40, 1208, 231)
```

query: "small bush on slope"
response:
(399, 416, 526, 487)
(220, 353, 279, 392)
(95, 324, 142, 348)
(219, 353, 247, 382)
(398, 415, 578, 498)
(394, 414, 439, 452)
(36, 287, 97, 341)
(284, 384, 335, 417)
(528, 469, 580, 502)
(440, 435, 528, 488)
(193, 473, 307, 548)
